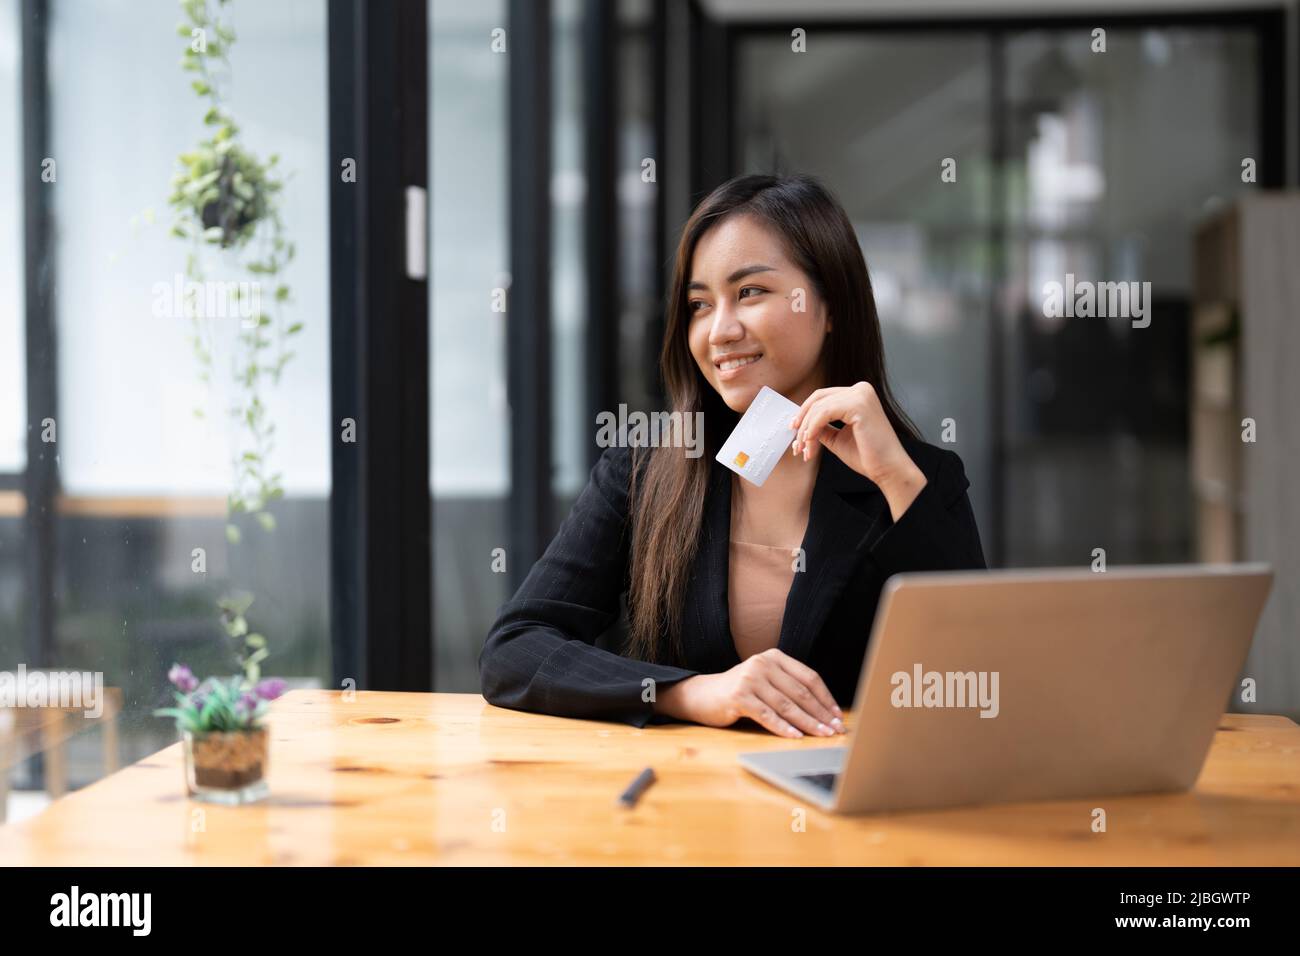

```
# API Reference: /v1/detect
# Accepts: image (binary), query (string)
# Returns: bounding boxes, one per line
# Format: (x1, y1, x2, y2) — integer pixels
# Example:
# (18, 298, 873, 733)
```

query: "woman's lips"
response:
(715, 353, 762, 380)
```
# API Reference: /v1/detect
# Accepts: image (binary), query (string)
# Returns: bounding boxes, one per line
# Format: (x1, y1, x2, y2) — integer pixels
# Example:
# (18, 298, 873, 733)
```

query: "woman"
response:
(480, 173, 986, 738)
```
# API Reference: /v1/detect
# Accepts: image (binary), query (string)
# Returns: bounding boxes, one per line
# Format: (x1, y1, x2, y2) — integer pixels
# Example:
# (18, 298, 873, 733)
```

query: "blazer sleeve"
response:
(867, 445, 988, 576)
(479, 445, 701, 728)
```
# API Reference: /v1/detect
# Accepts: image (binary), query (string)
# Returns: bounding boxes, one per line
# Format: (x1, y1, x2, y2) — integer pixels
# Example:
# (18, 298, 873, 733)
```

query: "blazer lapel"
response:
(692, 450, 889, 670)
(777, 450, 889, 662)
(694, 462, 742, 672)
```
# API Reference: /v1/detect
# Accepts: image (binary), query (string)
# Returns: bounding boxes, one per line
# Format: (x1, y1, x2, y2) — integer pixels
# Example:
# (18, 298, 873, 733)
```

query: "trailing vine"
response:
(168, 0, 300, 659)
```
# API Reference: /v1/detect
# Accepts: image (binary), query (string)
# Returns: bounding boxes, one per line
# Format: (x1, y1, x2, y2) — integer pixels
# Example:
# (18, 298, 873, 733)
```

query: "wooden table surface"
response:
(2, 690, 1298, 865)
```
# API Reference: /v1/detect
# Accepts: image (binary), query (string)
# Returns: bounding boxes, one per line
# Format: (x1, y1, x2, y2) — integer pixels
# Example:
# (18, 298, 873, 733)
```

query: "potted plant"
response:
(154, 598, 286, 804)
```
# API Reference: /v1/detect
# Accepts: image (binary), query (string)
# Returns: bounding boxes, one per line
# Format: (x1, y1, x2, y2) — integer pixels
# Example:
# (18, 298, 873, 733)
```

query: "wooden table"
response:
(0, 686, 123, 824)
(1, 690, 1298, 865)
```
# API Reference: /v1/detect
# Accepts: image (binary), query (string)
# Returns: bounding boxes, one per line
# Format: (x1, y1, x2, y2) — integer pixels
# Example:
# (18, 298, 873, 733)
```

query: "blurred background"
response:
(2, 0, 1298, 821)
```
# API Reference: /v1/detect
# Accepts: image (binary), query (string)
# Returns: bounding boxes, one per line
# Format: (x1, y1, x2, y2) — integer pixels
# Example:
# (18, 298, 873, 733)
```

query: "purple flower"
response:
(168, 664, 199, 693)
(254, 677, 287, 701)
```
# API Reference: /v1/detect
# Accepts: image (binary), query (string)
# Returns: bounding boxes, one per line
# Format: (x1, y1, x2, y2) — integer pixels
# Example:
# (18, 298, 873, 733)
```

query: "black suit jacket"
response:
(479, 436, 987, 728)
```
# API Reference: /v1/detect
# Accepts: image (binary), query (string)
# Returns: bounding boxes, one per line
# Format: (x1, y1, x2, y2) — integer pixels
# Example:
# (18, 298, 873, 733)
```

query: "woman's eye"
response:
(690, 288, 761, 313)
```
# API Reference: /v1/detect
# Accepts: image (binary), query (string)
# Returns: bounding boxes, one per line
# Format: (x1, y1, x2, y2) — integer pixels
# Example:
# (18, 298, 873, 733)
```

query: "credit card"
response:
(715, 385, 801, 487)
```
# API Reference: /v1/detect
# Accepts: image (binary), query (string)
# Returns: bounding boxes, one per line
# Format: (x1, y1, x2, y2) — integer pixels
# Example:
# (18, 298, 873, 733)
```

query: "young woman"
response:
(480, 173, 986, 738)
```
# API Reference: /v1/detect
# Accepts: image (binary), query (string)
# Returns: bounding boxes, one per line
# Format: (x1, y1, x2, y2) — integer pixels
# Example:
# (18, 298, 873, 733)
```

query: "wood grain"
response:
(1, 690, 1297, 865)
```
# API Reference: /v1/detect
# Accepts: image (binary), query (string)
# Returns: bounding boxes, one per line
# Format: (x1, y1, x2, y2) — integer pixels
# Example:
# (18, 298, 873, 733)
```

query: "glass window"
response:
(8, 0, 331, 810)
(1001, 28, 1259, 565)
(430, 0, 510, 691)
(551, 0, 586, 511)
(736, 32, 995, 547)
(735, 25, 1264, 568)
(0, 0, 22, 476)
(616, 0, 660, 416)
(0, 0, 23, 679)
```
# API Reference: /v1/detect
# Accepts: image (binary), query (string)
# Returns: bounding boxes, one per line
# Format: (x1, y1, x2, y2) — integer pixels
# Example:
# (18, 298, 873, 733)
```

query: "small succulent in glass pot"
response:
(154, 635, 287, 805)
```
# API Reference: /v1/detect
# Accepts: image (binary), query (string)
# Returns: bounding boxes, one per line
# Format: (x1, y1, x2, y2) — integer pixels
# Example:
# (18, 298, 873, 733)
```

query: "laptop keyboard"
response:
(796, 771, 839, 792)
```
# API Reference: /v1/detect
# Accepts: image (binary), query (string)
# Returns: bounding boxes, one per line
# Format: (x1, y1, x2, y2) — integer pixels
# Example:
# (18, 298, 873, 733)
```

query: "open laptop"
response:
(738, 563, 1273, 814)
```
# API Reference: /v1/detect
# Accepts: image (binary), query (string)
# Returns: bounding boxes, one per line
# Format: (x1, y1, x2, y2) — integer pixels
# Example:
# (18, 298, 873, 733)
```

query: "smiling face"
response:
(686, 213, 831, 414)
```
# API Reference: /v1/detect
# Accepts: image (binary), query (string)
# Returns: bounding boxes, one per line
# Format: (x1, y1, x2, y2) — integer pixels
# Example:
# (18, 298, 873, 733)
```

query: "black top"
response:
(479, 437, 987, 728)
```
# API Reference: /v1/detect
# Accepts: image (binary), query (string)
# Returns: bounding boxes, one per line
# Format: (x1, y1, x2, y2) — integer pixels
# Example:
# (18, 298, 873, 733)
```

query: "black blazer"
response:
(479, 436, 986, 728)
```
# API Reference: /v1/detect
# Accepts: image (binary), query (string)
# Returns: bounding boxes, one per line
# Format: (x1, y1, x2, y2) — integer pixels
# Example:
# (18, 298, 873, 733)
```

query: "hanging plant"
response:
(170, 137, 279, 250)
(168, 0, 301, 642)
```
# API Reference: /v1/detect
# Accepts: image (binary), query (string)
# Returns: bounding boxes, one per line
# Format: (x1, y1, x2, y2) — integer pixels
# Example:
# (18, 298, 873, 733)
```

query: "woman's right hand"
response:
(655, 648, 846, 738)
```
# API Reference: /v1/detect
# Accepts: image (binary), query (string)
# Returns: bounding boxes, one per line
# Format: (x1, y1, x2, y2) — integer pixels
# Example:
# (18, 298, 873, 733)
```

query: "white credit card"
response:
(716, 385, 801, 487)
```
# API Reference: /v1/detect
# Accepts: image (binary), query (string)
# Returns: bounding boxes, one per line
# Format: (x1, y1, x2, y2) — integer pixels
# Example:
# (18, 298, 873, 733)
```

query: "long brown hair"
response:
(625, 173, 920, 665)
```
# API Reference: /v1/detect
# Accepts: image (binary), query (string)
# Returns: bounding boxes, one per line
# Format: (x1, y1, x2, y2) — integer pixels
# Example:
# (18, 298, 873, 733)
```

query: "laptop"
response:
(738, 563, 1273, 814)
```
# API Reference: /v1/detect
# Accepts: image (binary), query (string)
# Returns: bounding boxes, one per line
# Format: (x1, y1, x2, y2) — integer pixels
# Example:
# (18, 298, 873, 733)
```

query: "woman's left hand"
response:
(790, 382, 928, 520)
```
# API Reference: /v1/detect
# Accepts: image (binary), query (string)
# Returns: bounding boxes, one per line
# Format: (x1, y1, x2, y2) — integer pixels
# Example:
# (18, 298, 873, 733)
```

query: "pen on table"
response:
(618, 767, 656, 808)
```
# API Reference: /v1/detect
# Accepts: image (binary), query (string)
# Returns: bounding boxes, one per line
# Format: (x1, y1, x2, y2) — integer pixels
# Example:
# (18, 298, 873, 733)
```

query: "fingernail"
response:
(789, 725, 803, 737)
(817, 723, 832, 736)
(831, 717, 844, 729)
(833, 705, 843, 716)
